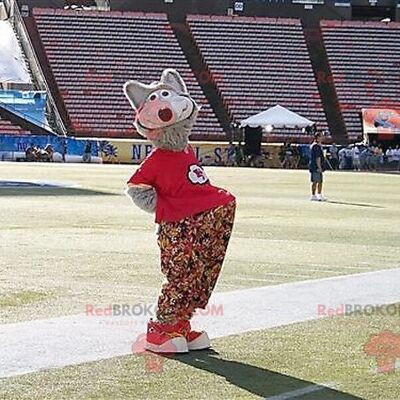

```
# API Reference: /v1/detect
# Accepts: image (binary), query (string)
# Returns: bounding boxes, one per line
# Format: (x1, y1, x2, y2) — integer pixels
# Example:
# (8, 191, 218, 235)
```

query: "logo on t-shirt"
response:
(188, 164, 209, 185)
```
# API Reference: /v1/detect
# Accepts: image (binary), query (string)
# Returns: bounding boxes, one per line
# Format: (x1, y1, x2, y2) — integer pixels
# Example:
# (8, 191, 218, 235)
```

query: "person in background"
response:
(385, 146, 393, 164)
(25, 144, 36, 162)
(369, 145, 378, 171)
(61, 138, 67, 162)
(83, 140, 92, 163)
(352, 144, 361, 171)
(338, 146, 347, 170)
(309, 132, 327, 201)
(360, 146, 370, 171)
(292, 145, 301, 169)
(42, 144, 54, 162)
(393, 145, 400, 170)
(226, 142, 235, 166)
(279, 142, 287, 167)
(367, 145, 376, 170)
(376, 145, 384, 169)
(234, 142, 244, 167)
(282, 142, 294, 169)
(345, 145, 353, 170)
(329, 142, 339, 170)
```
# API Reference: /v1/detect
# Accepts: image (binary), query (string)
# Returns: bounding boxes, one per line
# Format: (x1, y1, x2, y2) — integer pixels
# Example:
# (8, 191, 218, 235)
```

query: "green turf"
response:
(1, 303, 399, 399)
(0, 290, 50, 308)
(1, 163, 400, 324)
(1, 162, 400, 399)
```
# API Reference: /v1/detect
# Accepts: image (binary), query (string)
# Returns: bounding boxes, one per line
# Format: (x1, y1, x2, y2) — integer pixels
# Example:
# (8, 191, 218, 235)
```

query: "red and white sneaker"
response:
(145, 320, 188, 354)
(178, 320, 211, 351)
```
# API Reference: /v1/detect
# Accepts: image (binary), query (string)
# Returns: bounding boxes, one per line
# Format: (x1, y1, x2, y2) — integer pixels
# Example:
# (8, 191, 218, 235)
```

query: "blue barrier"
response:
(0, 135, 99, 156)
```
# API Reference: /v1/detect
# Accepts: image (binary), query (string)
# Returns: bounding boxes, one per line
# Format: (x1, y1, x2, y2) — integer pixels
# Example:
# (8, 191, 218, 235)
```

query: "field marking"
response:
(280, 263, 375, 271)
(303, 268, 372, 274)
(264, 383, 332, 400)
(233, 273, 320, 280)
(305, 265, 374, 271)
(222, 265, 400, 297)
(1, 268, 400, 379)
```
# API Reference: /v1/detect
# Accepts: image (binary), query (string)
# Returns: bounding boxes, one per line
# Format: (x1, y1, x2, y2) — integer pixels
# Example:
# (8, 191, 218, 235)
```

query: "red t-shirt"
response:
(127, 146, 235, 223)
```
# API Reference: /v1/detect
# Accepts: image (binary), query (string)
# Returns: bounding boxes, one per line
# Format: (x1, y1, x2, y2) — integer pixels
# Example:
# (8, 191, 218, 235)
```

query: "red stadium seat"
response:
(321, 19, 400, 140)
(0, 116, 32, 135)
(186, 14, 327, 139)
(32, 9, 224, 139)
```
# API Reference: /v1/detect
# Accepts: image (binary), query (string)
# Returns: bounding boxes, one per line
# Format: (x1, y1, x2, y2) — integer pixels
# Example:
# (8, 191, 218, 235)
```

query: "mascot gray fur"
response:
(124, 69, 199, 213)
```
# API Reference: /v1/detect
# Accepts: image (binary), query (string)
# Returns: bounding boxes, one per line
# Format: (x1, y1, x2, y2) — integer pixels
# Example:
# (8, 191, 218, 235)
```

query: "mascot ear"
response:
(123, 80, 152, 111)
(161, 69, 187, 94)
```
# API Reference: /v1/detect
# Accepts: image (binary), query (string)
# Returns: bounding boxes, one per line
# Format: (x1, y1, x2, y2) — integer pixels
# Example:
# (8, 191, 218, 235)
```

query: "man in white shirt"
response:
(391, 145, 400, 170)
(352, 145, 361, 171)
(386, 147, 393, 164)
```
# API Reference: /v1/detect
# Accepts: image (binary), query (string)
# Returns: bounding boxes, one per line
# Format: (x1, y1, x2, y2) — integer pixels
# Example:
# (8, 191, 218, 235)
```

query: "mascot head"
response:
(124, 69, 199, 151)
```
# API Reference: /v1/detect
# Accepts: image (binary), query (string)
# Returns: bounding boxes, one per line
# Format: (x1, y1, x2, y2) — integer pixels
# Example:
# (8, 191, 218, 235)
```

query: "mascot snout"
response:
(136, 93, 194, 130)
(136, 98, 176, 130)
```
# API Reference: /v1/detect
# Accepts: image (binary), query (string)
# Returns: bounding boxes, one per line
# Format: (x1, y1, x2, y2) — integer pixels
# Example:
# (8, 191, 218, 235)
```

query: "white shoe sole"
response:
(145, 336, 188, 354)
(187, 332, 211, 351)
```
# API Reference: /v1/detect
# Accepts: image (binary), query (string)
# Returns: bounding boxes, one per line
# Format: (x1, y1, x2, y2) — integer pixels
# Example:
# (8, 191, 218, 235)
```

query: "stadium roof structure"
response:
(240, 105, 314, 130)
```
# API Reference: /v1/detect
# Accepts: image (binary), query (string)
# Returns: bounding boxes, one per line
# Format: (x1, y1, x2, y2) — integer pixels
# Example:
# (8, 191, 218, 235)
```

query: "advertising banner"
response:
(97, 139, 234, 165)
(362, 108, 400, 138)
(0, 135, 287, 167)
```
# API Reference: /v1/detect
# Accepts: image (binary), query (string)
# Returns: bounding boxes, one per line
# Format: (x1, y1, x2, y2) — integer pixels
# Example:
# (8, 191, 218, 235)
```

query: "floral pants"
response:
(156, 200, 236, 323)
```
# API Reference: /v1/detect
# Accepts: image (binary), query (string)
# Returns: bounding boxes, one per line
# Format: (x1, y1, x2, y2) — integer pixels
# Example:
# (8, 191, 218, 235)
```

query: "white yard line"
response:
(233, 273, 318, 281)
(304, 267, 374, 273)
(1, 268, 400, 379)
(264, 383, 333, 400)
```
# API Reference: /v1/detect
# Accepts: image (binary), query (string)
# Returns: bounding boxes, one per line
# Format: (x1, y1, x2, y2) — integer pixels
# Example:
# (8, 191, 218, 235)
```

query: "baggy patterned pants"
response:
(156, 200, 236, 323)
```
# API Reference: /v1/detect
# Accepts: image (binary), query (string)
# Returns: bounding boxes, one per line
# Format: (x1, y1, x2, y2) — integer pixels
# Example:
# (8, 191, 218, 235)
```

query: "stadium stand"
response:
(186, 15, 328, 141)
(321, 20, 400, 141)
(31, 9, 224, 139)
(0, 115, 32, 135)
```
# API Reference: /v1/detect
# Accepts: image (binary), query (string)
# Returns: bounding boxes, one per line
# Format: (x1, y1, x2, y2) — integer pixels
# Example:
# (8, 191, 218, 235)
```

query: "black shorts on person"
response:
(310, 171, 323, 183)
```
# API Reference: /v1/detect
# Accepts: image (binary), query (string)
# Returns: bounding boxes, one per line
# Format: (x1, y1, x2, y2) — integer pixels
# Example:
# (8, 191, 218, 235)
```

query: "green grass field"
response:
(0, 162, 400, 399)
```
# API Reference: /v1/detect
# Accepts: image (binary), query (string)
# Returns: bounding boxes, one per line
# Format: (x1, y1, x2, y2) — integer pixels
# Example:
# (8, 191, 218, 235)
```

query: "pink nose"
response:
(158, 108, 173, 122)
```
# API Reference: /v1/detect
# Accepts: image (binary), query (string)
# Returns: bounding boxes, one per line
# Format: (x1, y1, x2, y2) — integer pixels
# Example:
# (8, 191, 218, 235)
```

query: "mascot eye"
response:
(161, 91, 170, 97)
(149, 94, 157, 101)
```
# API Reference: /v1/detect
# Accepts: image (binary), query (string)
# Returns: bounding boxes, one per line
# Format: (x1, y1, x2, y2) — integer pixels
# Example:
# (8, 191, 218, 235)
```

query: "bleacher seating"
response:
(0, 116, 31, 135)
(187, 15, 327, 139)
(32, 9, 224, 139)
(321, 20, 400, 140)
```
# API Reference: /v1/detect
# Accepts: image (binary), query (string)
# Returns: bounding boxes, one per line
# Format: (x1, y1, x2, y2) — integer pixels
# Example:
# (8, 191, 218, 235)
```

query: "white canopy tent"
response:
(240, 104, 314, 131)
(0, 21, 31, 83)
